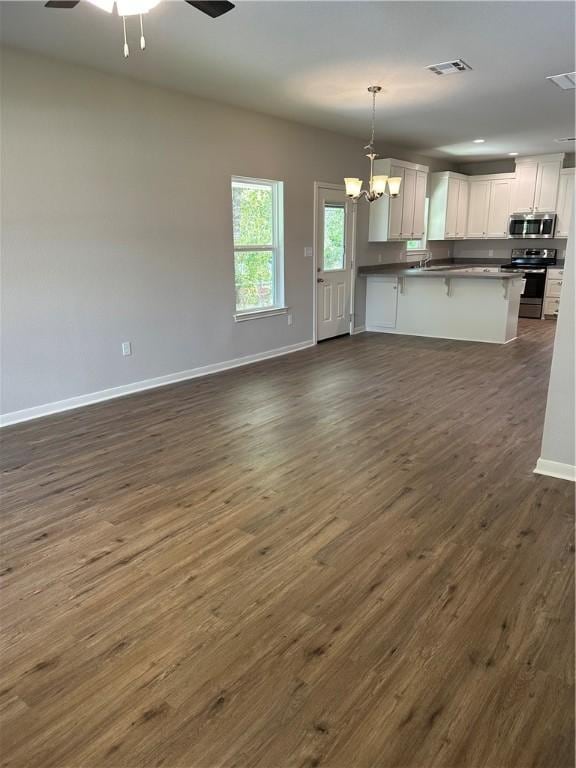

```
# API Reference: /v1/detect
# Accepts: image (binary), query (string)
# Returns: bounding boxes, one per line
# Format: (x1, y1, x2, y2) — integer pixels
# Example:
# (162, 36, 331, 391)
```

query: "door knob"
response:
(317, 278, 325, 283)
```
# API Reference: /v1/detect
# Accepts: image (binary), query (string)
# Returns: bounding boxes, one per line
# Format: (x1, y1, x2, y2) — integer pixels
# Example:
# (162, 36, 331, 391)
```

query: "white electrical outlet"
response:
(378, 253, 383, 263)
(122, 341, 132, 357)
(287, 313, 293, 326)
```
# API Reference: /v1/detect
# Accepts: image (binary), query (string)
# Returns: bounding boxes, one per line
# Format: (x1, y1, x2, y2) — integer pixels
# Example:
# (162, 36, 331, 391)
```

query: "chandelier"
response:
(345, 86, 402, 203)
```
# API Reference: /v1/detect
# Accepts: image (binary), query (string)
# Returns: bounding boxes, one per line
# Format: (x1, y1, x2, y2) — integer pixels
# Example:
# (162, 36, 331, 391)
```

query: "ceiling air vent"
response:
(426, 59, 472, 76)
(546, 72, 576, 90)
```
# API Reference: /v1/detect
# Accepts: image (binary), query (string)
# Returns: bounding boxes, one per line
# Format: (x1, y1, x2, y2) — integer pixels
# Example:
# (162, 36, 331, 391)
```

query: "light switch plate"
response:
(304, 246, 313, 259)
(122, 341, 132, 356)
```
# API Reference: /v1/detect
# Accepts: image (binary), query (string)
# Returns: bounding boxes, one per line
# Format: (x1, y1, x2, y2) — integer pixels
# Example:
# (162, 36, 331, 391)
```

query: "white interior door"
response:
(316, 186, 355, 341)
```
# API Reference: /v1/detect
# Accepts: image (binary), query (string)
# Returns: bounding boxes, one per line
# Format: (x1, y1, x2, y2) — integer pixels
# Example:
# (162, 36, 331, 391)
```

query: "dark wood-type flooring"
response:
(1, 320, 574, 767)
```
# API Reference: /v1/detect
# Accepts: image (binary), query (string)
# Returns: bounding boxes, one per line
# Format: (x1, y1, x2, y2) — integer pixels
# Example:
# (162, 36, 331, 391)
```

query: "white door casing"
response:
(315, 184, 356, 341)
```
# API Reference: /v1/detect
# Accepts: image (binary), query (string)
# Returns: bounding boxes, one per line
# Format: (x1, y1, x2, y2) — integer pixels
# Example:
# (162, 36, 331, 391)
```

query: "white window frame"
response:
(232, 176, 286, 321)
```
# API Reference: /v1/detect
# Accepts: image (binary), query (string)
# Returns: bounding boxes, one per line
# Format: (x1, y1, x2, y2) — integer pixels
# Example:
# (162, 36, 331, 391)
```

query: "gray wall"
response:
(538, 217, 575, 473)
(1, 46, 449, 416)
(458, 153, 575, 176)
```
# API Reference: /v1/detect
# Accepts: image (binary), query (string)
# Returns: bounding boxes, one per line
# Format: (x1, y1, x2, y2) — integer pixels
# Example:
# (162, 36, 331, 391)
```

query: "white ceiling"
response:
(1, 0, 575, 160)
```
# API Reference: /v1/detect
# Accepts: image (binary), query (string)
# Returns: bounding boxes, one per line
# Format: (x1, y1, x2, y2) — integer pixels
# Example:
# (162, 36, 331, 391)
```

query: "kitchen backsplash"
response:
(452, 238, 567, 263)
(360, 240, 453, 265)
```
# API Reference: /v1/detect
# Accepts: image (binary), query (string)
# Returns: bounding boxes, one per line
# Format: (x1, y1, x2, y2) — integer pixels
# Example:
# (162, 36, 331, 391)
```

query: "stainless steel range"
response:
(500, 248, 557, 319)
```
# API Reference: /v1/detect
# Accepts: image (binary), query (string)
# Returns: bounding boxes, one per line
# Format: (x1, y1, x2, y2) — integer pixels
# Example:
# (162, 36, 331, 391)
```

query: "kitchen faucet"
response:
(419, 251, 432, 269)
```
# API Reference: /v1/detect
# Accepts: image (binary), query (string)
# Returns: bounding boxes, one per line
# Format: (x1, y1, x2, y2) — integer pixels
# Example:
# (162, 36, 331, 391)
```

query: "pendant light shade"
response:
(387, 176, 402, 196)
(372, 175, 388, 195)
(344, 178, 363, 197)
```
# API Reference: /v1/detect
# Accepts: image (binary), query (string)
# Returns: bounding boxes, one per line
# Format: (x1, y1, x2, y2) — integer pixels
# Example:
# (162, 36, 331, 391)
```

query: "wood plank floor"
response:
(1, 320, 574, 768)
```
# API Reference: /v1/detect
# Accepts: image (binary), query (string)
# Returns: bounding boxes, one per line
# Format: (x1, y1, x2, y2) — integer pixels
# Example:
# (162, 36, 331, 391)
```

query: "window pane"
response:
(234, 250, 275, 311)
(406, 240, 422, 250)
(323, 204, 345, 271)
(232, 181, 273, 246)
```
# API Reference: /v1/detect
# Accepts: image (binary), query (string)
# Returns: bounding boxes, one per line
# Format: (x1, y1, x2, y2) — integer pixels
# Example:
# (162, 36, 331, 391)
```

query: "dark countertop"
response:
(358, 263, 523, 280)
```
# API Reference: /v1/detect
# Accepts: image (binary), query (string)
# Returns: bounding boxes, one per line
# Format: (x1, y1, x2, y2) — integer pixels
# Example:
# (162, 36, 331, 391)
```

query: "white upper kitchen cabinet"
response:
(466, 179, 491, 238)
(555, 169, 575, 238)
(456, 177, 469, 238)
(510, 154, 564, 213)
(466, 174, 514, 239)
(368, 159, 429, 241)
(486, 178, 513, 237)
(428, 172, 469, 239)
(411, 170, 428, 239)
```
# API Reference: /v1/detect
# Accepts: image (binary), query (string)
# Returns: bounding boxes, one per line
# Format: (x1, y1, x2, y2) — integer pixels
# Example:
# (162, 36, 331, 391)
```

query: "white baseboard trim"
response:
(0, 339, 315, 428)
(352, 325, 366, 335)
(534, 458, 576, 482)
(364, 326, 516, 345)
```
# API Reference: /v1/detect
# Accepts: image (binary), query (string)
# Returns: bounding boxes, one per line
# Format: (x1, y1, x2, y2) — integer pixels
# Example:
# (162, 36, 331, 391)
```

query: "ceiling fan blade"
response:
(45, 1, 81, 7)
(185, 1, 235, 18)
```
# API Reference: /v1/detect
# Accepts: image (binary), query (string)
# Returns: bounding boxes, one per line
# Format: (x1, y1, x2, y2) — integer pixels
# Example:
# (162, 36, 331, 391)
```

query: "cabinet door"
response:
(455, 180, 469, 237)
(444, 178, 459, 237)
(546, 279, 563, 298)
(388, 166, 405, 239)
(486, 179, 512, 238)
(365, 277, 398, 329)
(412, 171, 427, 239)
(511, 162, 537, 212)
(400, 168, 416, 238)
(466, 180, 490, 238)
(556, 172, 574, 237)
(534, 160, 561, 212)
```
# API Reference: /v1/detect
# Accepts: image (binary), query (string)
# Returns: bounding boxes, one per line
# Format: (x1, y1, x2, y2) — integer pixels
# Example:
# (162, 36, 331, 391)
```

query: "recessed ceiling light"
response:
(508, 152, 519, 156)
(546, 72, 576, 90)
(473, 139, 485, 144)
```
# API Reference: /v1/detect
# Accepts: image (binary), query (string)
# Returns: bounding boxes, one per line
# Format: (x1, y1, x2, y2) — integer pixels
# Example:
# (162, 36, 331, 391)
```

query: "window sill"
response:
(234, 306, 289, 322)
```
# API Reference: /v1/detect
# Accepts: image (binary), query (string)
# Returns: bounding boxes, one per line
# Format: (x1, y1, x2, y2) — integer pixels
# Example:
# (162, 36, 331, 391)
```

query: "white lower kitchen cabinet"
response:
(365, 276, 398, 330)
(544, 267, 564, 318)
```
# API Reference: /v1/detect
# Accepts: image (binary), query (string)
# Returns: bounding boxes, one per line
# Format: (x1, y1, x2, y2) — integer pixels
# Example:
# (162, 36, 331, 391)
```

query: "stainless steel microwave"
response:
(508, 212, 557, 239)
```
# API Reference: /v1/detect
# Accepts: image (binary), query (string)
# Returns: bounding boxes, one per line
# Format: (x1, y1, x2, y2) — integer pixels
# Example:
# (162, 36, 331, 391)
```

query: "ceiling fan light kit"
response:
(345, 86, 401, 203)
(45, 0, 235, 58)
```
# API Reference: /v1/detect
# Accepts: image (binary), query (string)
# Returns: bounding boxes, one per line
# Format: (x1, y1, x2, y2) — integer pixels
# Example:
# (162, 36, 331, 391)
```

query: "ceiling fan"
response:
(45, 0, 235, 57)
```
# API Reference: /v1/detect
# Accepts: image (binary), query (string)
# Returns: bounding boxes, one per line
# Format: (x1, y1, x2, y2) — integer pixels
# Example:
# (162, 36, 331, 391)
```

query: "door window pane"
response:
(323, 204, 346, 271)
(234, 250, 275, 311)
(232, 181, 273, 246)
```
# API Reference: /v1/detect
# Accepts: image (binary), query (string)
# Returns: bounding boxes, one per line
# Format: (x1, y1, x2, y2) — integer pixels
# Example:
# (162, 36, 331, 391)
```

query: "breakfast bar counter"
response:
(359, 265, 524, 344)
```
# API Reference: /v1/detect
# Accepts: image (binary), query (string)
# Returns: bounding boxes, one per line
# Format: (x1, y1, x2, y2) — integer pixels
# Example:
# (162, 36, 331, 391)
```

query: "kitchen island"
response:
(359, 265, 524, 344)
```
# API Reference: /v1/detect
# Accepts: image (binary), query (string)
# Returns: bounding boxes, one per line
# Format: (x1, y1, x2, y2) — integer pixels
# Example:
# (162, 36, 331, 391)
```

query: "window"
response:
(231, 177, 284, 317)
(323, 204, 346, 271)
(406, 197, 430, 252)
